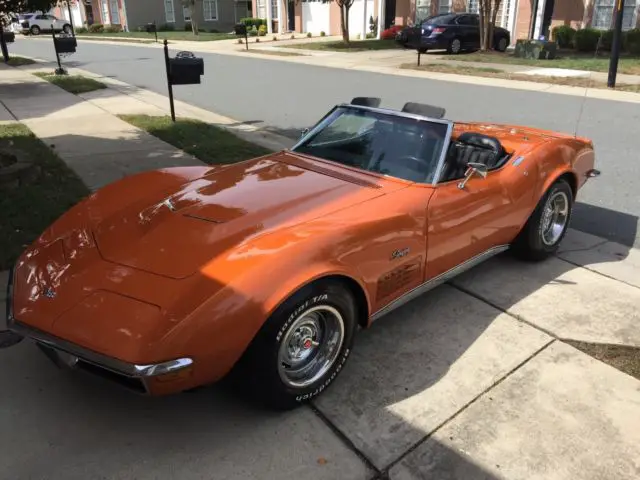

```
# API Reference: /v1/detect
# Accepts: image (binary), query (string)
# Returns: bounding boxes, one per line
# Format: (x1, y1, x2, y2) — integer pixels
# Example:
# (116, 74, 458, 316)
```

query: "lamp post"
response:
(607, 0, 626, 88)
(66, 0, 76, 36)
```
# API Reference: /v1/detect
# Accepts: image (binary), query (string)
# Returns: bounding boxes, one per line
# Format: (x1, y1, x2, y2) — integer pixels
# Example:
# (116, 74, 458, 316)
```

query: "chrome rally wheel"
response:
(232, 280, 358, 410)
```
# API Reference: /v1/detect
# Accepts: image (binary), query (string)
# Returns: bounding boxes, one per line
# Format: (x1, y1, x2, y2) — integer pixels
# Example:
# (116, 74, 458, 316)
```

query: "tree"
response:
(478, 0, 503, 51)
(335, 0, 355, 44)
(181, 0, 200, 36)
(0, 0, 55, 19)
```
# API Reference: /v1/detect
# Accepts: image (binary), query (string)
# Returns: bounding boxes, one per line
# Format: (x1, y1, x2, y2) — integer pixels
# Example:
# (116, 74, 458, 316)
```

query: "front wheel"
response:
(496, 36, 509, 52)
(231, 279, 358, 410)
(512, 178, 573, 261)
(62, 24, 72, 34)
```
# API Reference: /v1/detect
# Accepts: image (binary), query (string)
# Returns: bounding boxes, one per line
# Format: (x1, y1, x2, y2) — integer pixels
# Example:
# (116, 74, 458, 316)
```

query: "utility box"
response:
(234, 23, 247, 36)
(2, 31, 15, 43)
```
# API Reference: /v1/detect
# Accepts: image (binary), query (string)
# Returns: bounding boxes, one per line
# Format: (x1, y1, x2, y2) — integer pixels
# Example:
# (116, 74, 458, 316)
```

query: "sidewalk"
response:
(1, 63, 640, 480)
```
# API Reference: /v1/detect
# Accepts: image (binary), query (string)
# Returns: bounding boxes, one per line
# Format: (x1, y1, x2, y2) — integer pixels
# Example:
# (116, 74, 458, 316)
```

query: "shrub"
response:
(365, 32, 375, 39)
(258, 24, 267, 36)
(381, 25, 403, 40)
(320, 31, 326, 37)
(625, 28, 640, 54)
(306, 32, 312, 37)
(596, 29, 614, 50)
(248, 25, 258, 36)
(88, 23, 104, 33)
(272, 35, 277, 41)
(290, 34, 295, 39)
(240, 17, 265, 28)
(184, 21, 192, 31)
(104, 25, 122, 33)
(75, 27, 88, 34)
(208, 28, 219, 33)
(574, 28, 600, 52)
(158, 23, 174, 31)
(551, 25, 576, 48)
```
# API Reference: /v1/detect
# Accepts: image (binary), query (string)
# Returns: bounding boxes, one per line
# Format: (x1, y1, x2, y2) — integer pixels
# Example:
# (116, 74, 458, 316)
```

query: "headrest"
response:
(457, 132, 503, 153)
(351, 97, 382, 108)
(401, 102, 446, 119)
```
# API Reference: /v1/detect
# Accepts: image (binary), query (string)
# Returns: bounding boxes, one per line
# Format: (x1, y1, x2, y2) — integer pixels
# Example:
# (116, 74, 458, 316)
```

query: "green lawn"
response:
(34, 72, 107, 94)
(0, 123, 89, 270)
(6, 56, 36, 67)
(77, 31, 235, 42)
(287, 39, 402, 52)
(119, 115, 271, 165)
(448, 50, 640, 75)
(401, 62, 640, 93)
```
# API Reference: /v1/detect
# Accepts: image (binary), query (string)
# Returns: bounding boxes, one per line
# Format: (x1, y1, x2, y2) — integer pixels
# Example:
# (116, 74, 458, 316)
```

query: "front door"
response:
(425, 147, 532, 279)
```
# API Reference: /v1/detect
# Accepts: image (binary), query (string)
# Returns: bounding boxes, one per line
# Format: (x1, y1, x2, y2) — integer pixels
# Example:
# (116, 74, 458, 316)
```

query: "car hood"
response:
(91, 152, 397, 279)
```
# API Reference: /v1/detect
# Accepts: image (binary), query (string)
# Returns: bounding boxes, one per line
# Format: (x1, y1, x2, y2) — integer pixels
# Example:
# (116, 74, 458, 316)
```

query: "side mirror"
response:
(300, 127, 309, 139)
(458, 162, 488, 189)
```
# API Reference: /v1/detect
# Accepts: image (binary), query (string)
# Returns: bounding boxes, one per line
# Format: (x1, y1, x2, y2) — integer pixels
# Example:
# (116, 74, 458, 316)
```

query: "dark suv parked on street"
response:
(396, 13, 511, 54)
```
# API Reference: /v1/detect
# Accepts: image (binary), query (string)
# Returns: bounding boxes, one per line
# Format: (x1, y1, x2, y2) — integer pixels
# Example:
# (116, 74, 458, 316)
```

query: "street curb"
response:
(13, 54, 295, 152)
(16, 36, 640, 105)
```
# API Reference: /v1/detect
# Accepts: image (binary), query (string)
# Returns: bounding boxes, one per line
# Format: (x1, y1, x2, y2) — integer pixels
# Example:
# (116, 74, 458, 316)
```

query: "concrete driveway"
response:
(2, 228, 639, 480)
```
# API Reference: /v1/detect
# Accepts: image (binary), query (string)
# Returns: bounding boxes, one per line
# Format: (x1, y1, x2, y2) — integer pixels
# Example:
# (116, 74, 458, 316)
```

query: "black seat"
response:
(439, 132, 508, 182)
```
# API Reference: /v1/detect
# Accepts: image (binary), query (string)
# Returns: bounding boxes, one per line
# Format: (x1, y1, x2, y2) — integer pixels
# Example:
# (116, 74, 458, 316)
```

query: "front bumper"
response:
(4, 265, 193, 394)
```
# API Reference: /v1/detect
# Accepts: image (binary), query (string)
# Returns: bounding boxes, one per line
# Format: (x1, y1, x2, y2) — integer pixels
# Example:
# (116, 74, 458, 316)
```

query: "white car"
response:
(16, 13, 72, 35)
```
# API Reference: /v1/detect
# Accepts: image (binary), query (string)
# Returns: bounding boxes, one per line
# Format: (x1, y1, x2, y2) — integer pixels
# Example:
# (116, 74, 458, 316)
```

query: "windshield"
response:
(292, 106, 450, 183)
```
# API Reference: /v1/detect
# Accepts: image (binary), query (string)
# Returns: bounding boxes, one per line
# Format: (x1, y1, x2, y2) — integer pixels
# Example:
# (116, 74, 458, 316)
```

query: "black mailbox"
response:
(53, 36, 77, 54)
(169, 51, 204, 85)
(234, 23, 247, 36)
(2, 31, 15, 43)
(145, 22, 157, 33)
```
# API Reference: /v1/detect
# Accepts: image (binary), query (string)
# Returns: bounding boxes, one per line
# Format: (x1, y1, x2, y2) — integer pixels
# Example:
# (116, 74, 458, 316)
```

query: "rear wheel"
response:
(63, 24, 72, 34)
(447, 37, 462, 54)
(30, 25, 40, 35)
(230, 279, 358, 410)
(513, 178, 573, 261)
(496, 36, 509, 52)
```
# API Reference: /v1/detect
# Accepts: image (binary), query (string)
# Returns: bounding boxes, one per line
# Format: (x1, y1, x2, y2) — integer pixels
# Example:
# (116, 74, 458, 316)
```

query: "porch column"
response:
(266, 0, 274, 34)
(278, 0, 284, 33)
(377, 0, 385, 39)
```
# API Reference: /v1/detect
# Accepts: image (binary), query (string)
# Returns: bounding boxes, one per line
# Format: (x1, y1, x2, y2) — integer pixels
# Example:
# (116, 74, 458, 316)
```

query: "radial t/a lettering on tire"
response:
(232, 279, 358, 410)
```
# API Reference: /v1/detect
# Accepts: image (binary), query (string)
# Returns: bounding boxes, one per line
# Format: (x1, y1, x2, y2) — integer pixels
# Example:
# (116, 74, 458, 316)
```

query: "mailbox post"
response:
(0, 23, 14, 63)
(146, 22, 158, 43)
(163, 39, 204, 121)
(51, 26, 77, 74)
(234, 23, 248, 50)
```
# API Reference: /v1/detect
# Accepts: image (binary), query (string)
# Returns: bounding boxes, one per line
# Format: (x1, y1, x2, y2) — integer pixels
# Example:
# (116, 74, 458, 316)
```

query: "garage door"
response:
(302, 0, 330, 34)
(348, 0, 375, 38)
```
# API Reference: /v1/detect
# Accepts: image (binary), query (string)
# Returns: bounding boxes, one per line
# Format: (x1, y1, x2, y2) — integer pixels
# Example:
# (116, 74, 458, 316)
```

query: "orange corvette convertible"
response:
(2, 98, 599, 409)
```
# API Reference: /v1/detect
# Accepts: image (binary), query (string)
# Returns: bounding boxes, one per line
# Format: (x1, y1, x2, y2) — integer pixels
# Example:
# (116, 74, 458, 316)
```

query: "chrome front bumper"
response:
(3, 265, 192, 394)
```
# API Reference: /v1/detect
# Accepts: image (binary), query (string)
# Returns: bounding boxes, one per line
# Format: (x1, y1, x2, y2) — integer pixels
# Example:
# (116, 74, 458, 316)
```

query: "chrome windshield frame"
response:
(291, 103, 454, 185)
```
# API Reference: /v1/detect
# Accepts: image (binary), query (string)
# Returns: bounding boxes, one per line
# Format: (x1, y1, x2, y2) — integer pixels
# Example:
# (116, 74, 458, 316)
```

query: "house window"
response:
(101, 0, 110, 23)
(109, 0, 120, 24)
(203, 0, 218, 20)
(467, 0, 479, 14)
(183, 5, 192, 21)
(271, 0, 278, 18)
(416, 0, 432, 22)
(256, 0, 266, 19)
(438, 0, 451, 14)
(164, 0, 175, 23)
(593, 0, 637, 30)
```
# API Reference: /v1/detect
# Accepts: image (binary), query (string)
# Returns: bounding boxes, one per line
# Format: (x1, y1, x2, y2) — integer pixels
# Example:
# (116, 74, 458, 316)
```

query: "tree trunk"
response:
(341, 4, 349, 43)
(490, 0, 502, 50)
(191, 18, 199, 35)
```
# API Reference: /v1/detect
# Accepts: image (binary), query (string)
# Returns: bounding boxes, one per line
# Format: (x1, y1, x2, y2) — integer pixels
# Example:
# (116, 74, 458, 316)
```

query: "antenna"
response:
(573, 71, 591, 138)
(574, 31, 603, 138)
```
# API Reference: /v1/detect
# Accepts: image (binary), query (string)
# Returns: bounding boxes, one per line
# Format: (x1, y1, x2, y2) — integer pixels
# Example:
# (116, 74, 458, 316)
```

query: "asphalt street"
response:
(9, 38, 640, 246)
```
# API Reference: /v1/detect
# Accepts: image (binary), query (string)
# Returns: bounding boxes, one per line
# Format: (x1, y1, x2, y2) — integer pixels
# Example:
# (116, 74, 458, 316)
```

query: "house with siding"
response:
(53, 0, 251, 33)
(253, 0, 640, 42)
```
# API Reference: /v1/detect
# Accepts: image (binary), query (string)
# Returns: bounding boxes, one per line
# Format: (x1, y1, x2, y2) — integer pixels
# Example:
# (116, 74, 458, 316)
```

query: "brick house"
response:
(52, 0, 251, 32)
(253, 0, 640, 41)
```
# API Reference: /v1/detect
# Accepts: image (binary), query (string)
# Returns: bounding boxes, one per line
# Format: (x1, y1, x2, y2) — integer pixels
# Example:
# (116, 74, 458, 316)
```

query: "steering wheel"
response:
(396, 155, 431, 170)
